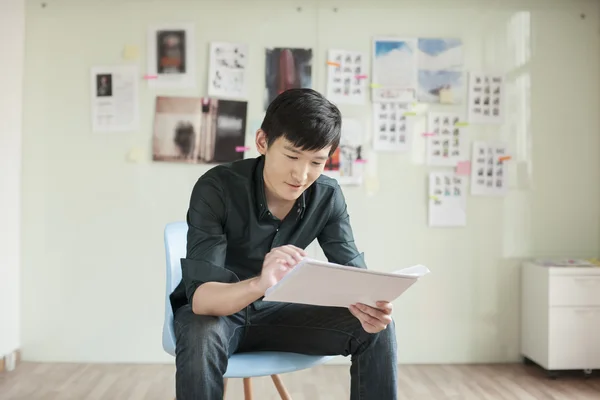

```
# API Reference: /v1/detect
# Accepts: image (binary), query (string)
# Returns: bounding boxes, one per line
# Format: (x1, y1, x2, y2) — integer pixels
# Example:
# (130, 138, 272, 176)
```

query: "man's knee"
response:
(174, 306, 231, 358)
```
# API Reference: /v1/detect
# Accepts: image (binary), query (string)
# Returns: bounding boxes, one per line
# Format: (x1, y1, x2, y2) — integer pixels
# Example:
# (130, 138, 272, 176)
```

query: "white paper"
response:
(426, 112, 467, 166)
(208, 42, 249, 100)
(372, 37, 418, 102)
(470, 141, 509, 196)
(429, 171, 467, 227)
(323, 118, 364, 185)
(90, 65, 139, 133)
(417, 38, 465, 104)
(326, 49, 367, 105)
(372, 102, 415, 152)
(263, 257, 430, 309)
(146, 23, 196, 89)
(467, 72, 504, 124)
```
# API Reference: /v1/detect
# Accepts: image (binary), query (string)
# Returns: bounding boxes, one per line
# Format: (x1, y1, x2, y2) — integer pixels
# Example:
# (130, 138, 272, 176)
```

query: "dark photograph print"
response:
(96, 74, 112, 97)
(156, 30, 186, 74)
(152, 96, 248, 164)
(264, 47, 312, 109)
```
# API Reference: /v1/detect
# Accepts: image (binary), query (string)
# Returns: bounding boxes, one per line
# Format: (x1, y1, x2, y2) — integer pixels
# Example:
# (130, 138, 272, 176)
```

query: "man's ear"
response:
(255, 129, 268, 155)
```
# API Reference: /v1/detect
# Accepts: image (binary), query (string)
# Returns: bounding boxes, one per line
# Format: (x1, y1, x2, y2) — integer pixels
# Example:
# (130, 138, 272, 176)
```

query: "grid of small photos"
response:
(467, 72, 504, 124)
(470, 141, 508, 196)
(429, 171, 467, 227)
(372, 102, 414, 152)
(426, 112, 466, 166)
(326, 49, 367, 105)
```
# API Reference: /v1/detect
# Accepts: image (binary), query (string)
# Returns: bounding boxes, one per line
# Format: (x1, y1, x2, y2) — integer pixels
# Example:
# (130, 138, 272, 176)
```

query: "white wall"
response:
(20, 0, 600, 364)
(0, 0, 24, 358)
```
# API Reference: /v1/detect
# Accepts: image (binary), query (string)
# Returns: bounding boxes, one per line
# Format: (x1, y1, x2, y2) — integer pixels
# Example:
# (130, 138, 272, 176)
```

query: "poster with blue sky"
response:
(372, 37, 418, 103)
(417, 38, 464, 104)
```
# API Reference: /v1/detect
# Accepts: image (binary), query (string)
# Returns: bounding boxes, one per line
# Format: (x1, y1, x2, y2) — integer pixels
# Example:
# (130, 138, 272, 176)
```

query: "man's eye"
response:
(286, 155, 298, 160)
(312, 162, 322, 166)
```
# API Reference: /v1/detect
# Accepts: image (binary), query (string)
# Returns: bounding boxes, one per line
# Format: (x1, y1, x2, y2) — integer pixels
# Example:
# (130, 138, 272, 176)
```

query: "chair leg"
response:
(243, 377, 253, 400)
(223, 378, 228, 399)
(271, 374, 292, 400)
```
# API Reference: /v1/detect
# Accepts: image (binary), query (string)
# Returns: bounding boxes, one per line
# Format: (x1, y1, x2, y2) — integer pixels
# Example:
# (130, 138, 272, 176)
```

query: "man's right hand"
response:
(256, 245, 307, 293)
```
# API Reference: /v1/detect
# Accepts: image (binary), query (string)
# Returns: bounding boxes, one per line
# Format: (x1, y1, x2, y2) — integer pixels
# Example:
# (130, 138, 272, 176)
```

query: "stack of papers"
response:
(264, 258, 430, 308)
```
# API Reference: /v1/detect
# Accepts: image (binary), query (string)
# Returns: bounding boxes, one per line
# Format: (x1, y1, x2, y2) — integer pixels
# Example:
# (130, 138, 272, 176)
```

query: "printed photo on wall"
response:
(428, 171, 467, 227)
(90, 65, 139, 133)
(417, 38, 464, 104)
(426, 112, 467, 166)
(208, 42, 249, 100)
(470, 141, 508, 196)
(467, 72, 504, 124)
(264, 47, 312, 109)
(152, 96, 247, 164)
(371, 37, 418, 103)
(146, 23, 196, 88)
(323, 118, 364, 186)
(326, 49, 367, 105)
(372, 102, 415, 152)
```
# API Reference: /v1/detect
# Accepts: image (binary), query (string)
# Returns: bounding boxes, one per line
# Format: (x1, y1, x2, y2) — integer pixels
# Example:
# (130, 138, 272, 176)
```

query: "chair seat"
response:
(224, 352, 334, 378)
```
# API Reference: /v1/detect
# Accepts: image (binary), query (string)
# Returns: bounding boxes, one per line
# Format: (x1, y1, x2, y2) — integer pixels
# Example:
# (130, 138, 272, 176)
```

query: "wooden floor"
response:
(0, 362, 598, 399)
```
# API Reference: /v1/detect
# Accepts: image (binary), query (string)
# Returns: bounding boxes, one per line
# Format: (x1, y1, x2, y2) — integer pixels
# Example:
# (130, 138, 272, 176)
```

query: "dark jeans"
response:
(173, 300, 398, 400)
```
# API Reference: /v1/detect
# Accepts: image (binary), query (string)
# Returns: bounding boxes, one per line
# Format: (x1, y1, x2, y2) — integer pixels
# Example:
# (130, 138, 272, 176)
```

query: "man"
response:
(170, 88, 398, 399)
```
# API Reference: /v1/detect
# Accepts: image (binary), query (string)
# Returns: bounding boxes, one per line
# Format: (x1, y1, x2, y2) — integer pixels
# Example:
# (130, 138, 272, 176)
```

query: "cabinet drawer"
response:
(548, 308, 599, 369)
(549, 276, 600, 306)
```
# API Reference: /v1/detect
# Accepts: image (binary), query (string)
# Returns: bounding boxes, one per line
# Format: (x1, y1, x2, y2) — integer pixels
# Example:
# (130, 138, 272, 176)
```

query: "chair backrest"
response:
(162, 221, 188, 356)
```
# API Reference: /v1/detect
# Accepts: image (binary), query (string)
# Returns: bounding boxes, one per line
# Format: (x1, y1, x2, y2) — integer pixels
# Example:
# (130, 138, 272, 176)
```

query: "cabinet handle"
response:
(573, 278, 599, 284)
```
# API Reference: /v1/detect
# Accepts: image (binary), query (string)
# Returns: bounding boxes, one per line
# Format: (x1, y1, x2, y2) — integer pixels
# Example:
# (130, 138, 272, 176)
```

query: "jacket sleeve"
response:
(181, 175, 239, 303)
(317, 184, 367, 269)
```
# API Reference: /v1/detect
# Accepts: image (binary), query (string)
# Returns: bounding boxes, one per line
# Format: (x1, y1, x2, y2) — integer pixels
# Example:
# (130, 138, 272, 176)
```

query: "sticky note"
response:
(370, 83, 381, 88)
(403, 112, 417, 116)
(429, 195, 439, 201)
(122, 45, 139, 61)
(235, 146, 250, 152)
(439, 88, 454, 104)
(454, 121, 469, 127)
(456, 161, 471, 176)
(499, 156, 512, 162)
(327, 61, 340, 67)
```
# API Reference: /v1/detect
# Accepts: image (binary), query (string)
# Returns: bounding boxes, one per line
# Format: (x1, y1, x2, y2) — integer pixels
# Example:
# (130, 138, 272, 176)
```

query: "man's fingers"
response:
(349, 305, 386, 331)
(355, 303, 392, 324)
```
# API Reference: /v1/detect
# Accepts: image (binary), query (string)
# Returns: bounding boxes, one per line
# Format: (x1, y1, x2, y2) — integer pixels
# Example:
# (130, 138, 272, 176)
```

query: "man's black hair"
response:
(261, 88, 342, 155)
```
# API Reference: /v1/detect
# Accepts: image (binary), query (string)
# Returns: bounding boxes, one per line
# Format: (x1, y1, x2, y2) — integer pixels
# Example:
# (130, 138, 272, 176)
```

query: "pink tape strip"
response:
(143, 74, 158, 80)
(355, 74, 368, 79)
(422, 132, 436, 137)
(235, 146, 250, 152)
(355, 159, 367, 163)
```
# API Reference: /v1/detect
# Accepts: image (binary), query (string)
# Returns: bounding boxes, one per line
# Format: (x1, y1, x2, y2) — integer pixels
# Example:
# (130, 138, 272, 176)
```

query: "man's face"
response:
(256, 131, 331, 202)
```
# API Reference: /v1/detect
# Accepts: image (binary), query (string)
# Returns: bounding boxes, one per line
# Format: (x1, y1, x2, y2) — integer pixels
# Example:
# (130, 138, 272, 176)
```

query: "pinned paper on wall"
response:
(470, 141, 508, 196)
(152, 96, 248, 164)
(426, 112, 467, 166)
(90, 65, 139, 133)
(326, 49, 367, 105)
(208, 42, 249, 100)
(417, 38, 464, 104)
(323, 118, 364, 185)
(467, 72, 504, 124)
(146, 23, 196, 89)
(428, 171, 467, 227)
(371, 37, 418, 103)
(372, 102, 415, 152)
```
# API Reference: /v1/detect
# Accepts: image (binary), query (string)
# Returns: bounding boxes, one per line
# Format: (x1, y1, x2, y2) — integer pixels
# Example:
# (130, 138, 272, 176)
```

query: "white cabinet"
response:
(521, 262, 600, 377)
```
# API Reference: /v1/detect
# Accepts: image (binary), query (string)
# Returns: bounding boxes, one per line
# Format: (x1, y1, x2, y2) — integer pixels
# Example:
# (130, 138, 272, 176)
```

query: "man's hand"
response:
(349, 301, 393, 334)
(256, 245, 306, 293)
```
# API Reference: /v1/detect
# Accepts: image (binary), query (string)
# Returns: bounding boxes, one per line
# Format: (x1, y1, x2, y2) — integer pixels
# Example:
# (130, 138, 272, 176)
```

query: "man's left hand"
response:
(349, 301, 393, 334)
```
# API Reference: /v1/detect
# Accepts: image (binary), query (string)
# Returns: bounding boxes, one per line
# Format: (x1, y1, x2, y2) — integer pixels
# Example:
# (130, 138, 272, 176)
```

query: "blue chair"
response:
(162, 221, 333, 399)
